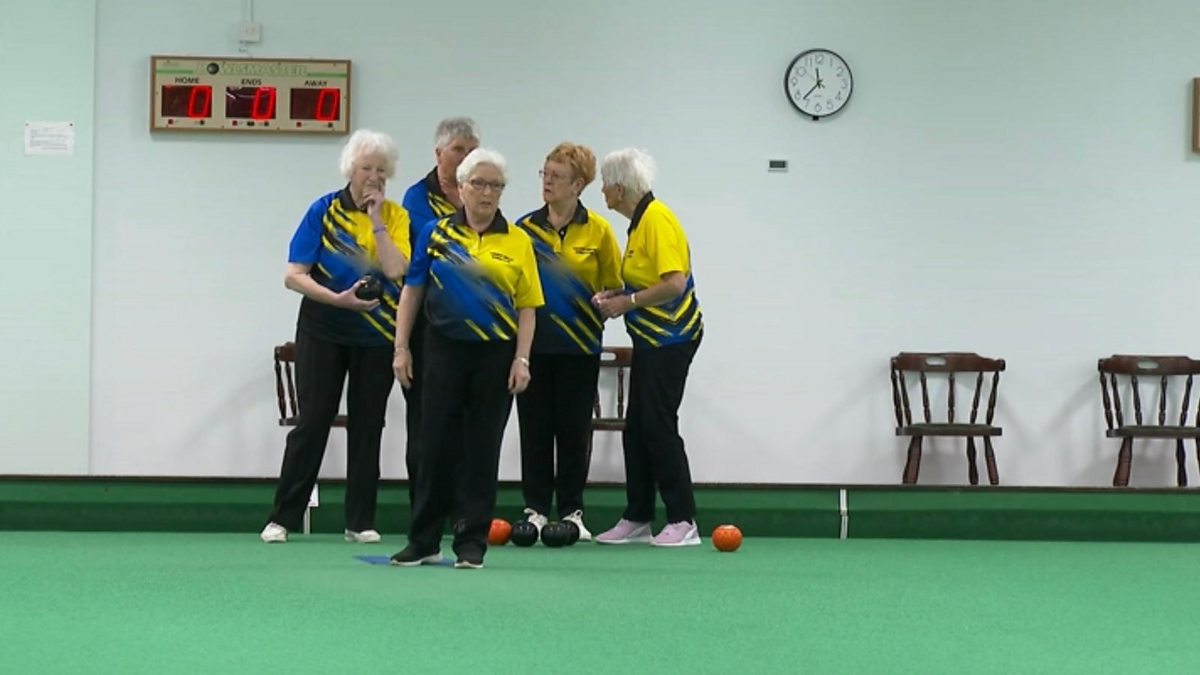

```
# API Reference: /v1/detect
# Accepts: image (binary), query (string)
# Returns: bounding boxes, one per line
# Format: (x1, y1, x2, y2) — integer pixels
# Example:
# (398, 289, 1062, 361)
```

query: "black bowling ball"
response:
(510, 520, 539, 547)
(561, 520, 580, 545)
(355, 275, 382, 301)
(541, 521, 569, 548)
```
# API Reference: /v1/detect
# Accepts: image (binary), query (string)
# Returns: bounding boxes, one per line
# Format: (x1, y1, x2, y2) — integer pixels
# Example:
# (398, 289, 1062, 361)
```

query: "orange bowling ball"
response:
(488, 518, 513, 546)
(712, 524, 743, 552)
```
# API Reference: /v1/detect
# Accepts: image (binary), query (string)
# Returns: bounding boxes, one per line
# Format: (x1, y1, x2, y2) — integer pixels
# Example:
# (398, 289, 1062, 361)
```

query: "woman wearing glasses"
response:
(389, 148, 543, 570)
(593, 148, 704, 548)
(513, 143, 622, 541)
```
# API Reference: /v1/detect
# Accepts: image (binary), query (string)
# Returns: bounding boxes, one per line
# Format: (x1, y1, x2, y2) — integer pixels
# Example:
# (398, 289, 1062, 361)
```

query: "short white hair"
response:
(339, 129, 398, 179)
(434, 117, 480, 150)
(600, 148, 656, 195)
(456, 148, 508, 185)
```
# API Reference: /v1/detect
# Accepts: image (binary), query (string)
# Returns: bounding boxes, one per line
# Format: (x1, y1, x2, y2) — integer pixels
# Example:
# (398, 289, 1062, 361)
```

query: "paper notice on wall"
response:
(24, 121, 75, 156)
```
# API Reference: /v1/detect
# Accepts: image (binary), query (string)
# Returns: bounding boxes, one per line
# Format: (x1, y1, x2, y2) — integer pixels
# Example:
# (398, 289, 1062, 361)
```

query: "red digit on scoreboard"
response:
(315, 88, 340, 122)
(251, 87, 277, 120)
(186, 86, 212, 118)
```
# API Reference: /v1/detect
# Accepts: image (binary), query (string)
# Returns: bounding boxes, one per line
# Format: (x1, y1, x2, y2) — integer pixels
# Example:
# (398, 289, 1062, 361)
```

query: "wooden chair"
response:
(890, 352, 1005, 485)
(1097, 355, 1200, 487)
(273, 341, 345, 533)
(586, 347, 633, 467)
(274, 342, 346, 428)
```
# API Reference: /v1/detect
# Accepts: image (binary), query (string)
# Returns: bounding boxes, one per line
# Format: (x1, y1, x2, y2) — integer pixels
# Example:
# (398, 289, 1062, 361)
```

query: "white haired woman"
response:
(593, 148, 704, 547)
(262, 129, 412, 544)
(397, 117, 481, 506)
(390, 148, 543, 569)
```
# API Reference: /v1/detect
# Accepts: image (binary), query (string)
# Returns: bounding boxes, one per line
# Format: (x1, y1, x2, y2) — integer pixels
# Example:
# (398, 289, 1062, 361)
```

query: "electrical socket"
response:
(238, 21, 262, 43)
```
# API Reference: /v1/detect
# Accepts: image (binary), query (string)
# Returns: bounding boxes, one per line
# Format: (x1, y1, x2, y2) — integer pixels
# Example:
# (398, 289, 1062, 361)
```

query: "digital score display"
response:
(150, 56, 350, 134)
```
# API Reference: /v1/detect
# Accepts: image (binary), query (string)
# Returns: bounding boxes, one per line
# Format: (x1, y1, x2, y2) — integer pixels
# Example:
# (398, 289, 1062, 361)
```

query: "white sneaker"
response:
(260, 522, 287, 543)
(563, 510, 593, 542)
(344, 529, 381, 543)
(523, 507, 548, 533)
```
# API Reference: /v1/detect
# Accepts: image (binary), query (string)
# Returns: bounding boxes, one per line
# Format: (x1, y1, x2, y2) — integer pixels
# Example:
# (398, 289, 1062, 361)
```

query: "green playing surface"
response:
(1, 531, 1194, 673)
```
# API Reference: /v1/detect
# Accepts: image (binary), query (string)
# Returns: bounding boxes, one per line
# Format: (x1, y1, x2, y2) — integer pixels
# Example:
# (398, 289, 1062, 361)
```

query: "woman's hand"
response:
(591, 289, 619, 306)
(508, 358, 531, 394)
(595, 293, 634, 319)
(334, 281, 380, 311)
(393, 347, 413, 388)
(363, 187, 385, 220)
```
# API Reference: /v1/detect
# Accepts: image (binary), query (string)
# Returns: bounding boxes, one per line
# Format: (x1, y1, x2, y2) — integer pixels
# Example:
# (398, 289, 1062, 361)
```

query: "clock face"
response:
(784, 49, 853, 120)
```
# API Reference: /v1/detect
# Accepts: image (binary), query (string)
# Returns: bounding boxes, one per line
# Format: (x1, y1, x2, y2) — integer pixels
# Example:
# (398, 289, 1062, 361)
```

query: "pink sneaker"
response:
(651, 521, 701, 547)
(595, 519, 652, 544)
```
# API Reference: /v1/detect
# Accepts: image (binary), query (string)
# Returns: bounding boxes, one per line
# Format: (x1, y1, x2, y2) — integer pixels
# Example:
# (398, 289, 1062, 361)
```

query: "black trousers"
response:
(398, 313, 427, 505)
(622, 338, 701, 524)
(407, 329, 515, 558)
(269, 329, 394, 532)
(516, 353, 600, 517)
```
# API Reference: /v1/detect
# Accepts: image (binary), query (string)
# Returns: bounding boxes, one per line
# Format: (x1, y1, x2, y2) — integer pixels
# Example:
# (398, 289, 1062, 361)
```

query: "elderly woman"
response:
(593, 148, 704, 547)
(390, 148, 543, 569)
(397, 117, 481, 505)
(261, 129, 412, 544)
(513, 143, 622, 541)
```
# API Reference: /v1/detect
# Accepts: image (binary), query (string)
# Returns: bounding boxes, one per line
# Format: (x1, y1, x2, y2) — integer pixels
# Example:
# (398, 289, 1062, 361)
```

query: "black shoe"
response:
(389, 544, 443, 567)
(454, 544, 485, 569)
(454, 553, 484, 570)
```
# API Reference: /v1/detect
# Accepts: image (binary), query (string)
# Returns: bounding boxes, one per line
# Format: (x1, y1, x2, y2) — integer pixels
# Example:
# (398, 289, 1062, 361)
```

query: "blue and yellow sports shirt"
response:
(288, 188, 412, 346)
(621, 193, 703, 349)
(515, 202, 622, 355)
(401, 168, 457, 250)
(406, 211, 544, 342)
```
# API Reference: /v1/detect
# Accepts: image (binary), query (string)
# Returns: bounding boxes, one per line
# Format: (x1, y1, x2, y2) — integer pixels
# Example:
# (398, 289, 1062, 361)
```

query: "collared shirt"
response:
(621, 192, 703, 348)
(288, 188, 412, 345)
(406, 210, 544, 342)
(401, 168, 457, 250)
(514, 202, 622, 354)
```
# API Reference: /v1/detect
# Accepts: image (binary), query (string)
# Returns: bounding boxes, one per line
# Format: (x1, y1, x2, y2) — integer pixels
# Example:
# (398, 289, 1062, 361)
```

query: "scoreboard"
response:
(150, 55, 351, 134)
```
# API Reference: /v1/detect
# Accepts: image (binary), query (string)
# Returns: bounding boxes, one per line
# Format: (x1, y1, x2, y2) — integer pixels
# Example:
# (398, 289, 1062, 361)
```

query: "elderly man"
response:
(398, 117, 480, 506)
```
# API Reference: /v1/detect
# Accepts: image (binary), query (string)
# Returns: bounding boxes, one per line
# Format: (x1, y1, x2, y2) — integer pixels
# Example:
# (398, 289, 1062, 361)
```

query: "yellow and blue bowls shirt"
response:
(515, 202, 623, 355)
(406, 211, 544, 341)
(288, 188, 412, 345)
(621, 193, 703, 349)
(401, 168, 457, 250)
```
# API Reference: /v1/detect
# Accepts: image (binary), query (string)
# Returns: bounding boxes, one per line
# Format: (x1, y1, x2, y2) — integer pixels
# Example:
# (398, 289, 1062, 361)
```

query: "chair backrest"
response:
(274, 342, 299, 425)
(594, 347, 633, 422)
(890, 352, 1006, 427)
(1097, 355, 1200, 430)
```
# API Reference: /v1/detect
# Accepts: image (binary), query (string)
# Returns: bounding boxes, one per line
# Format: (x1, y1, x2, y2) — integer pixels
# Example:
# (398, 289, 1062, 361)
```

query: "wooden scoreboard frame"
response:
(150, 55, 351, 135)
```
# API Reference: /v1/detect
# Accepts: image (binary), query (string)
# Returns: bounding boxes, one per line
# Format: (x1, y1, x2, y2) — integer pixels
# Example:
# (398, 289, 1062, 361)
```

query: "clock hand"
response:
(802, 82, 820, 101)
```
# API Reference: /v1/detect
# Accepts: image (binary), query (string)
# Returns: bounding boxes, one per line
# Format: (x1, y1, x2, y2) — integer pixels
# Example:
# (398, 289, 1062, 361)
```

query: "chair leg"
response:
(902, 437, 923, 485)
(965, 437, 979, 486)
(1176, 439, 1188, 487)
(983, 437, 999, 485)
(1113, 437, 1133, 487)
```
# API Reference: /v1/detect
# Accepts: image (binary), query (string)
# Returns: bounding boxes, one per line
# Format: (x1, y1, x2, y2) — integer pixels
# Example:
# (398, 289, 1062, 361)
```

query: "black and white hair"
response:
(434, 117, 480, 150)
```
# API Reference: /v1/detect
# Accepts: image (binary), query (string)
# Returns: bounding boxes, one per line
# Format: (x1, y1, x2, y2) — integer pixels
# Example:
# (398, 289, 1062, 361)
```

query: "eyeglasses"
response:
(466, 178, 505, 192)
(538, 169, 572, 182)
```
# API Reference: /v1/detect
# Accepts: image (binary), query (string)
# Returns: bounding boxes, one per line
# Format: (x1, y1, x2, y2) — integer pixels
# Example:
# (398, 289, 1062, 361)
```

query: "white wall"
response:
(73, 0, 1200, 485)
(0, 0, 94, 474)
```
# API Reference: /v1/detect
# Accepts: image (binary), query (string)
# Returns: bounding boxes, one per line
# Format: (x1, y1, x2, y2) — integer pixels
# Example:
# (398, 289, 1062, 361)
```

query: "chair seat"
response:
(1107, 425, 1200, 439)
(897, 423, 1002, 437)
(591, 418, 626, 432)
(280, 415, 348, 428)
